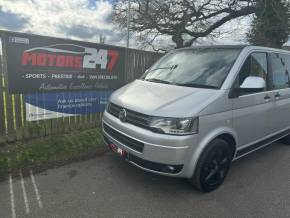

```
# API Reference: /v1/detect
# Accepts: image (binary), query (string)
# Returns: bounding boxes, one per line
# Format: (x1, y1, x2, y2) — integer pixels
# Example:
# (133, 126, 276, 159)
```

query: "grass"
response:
(0, 128, 107, 176)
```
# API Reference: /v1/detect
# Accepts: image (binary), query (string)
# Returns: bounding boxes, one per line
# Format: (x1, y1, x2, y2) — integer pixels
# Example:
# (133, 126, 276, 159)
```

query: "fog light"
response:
(162, 165, 175, 173)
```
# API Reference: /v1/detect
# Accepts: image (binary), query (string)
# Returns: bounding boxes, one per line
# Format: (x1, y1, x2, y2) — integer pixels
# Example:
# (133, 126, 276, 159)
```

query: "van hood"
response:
(110, 80, 222, 117)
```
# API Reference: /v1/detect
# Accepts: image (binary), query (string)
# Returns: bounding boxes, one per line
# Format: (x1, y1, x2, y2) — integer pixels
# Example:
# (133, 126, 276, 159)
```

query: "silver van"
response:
(102, 45, 290, 192)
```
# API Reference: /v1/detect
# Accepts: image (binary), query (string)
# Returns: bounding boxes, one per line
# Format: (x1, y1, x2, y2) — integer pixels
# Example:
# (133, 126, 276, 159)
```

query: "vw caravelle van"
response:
(102, 45, 290, 192)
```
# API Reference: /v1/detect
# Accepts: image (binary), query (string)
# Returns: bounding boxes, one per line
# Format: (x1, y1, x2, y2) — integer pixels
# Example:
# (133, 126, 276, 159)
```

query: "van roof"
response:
(174, 45, 290, 54)
(176, 45, 247, 50)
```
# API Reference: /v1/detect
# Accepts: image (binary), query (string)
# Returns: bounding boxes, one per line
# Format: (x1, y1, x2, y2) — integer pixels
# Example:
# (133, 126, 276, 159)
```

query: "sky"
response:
(0, 0, 128, 45)
(0, 0, 281, 49)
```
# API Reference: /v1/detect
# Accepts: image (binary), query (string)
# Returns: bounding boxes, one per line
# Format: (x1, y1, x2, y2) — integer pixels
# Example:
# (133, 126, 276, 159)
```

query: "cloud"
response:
(0, 0, 126, 46)
(0, 7, 27, 30)
(60, 23, 124, 44)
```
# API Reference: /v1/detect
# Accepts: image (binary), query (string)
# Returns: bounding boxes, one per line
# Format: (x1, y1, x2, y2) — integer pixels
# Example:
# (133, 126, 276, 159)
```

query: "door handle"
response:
(264, 94, 271, 102)
(275, 93, 281, 99)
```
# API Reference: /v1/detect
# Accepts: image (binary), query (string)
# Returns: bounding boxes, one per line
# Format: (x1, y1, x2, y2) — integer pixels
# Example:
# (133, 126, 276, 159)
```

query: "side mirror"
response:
(240, 76, 266, 90)
(229, 76, 266, 98)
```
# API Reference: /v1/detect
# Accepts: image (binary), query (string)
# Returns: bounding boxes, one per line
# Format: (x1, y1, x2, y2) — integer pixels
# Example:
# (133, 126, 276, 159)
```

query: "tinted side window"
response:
(271, 53, 290, 89)
(271, 54, 289, 89)
(238, 53, 268, 90)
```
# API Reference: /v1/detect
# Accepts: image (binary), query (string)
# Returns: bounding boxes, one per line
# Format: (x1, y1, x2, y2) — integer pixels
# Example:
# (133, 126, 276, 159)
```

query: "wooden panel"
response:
(0, 53, 6, 137)
(0, 50, 6, 144)
(0, 39, 163, 143)
(63, 116, 71, 133)
(14, 94, 24, 140)
(1, 35, 16, 142)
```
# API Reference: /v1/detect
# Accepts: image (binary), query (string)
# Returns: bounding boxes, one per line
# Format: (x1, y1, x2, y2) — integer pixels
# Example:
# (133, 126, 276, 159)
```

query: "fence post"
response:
(0, 33, 18, 142)
(0, 37, 6, 144)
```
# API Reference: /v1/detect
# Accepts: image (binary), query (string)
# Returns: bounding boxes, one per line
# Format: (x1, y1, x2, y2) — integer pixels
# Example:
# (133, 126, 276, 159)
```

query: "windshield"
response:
(141, 48, 241, 89)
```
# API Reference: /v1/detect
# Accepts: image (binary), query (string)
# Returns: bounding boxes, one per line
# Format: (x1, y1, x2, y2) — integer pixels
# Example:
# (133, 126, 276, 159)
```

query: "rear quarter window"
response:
(271, 53, 290, 89)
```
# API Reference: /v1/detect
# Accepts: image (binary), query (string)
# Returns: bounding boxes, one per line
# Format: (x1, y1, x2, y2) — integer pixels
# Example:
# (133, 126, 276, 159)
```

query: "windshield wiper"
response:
(175, 83, 219, 89)
(144, 78, 171, 84)
(147, 64, 178, 73)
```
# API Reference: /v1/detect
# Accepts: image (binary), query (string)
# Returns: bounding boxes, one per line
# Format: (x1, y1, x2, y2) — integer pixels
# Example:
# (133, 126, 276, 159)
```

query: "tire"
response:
(189, 139, 232, 192)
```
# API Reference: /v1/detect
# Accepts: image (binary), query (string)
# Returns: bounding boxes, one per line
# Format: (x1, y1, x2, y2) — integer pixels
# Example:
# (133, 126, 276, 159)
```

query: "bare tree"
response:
(113, 0, 255, 49)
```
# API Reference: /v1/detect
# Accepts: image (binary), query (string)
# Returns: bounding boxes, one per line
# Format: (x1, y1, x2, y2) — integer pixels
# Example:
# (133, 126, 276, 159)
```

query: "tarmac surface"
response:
(0, 141, 289, 218)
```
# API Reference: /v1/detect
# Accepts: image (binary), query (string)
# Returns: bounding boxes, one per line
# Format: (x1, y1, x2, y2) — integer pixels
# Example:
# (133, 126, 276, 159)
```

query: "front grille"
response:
(107, 102, 121, 117)
(103, 123, 144, 152)
(107, 103, 151, 130)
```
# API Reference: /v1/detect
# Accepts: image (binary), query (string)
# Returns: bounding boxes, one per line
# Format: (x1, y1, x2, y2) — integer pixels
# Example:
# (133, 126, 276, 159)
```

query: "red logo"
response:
(21, 44, 119, 71)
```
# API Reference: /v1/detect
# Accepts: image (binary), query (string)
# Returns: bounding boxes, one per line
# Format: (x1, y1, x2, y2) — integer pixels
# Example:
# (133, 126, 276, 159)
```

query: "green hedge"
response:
(0, 128, 107, 175)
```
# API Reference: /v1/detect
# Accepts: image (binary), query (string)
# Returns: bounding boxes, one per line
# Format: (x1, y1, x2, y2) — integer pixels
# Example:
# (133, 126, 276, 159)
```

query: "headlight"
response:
(149, 117, 198, 135)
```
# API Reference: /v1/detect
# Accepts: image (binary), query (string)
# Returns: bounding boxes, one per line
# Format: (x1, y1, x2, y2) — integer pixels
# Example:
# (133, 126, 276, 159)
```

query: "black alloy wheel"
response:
(189, 139, 232, 192)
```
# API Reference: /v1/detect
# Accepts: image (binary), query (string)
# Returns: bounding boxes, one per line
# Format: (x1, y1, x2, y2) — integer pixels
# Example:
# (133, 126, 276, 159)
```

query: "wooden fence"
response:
(0, 43, 162, 144)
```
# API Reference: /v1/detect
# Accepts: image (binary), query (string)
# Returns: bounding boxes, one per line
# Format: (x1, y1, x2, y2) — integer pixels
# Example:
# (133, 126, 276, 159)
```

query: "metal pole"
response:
(126, 0, 131, 48)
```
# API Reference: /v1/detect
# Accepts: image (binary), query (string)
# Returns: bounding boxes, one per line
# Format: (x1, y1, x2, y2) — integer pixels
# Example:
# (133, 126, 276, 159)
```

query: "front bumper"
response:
(102, 111, 198, 178)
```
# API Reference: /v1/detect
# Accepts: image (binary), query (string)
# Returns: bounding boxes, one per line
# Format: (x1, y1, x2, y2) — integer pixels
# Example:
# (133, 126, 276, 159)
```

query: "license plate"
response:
(107, 141, 128, 158)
